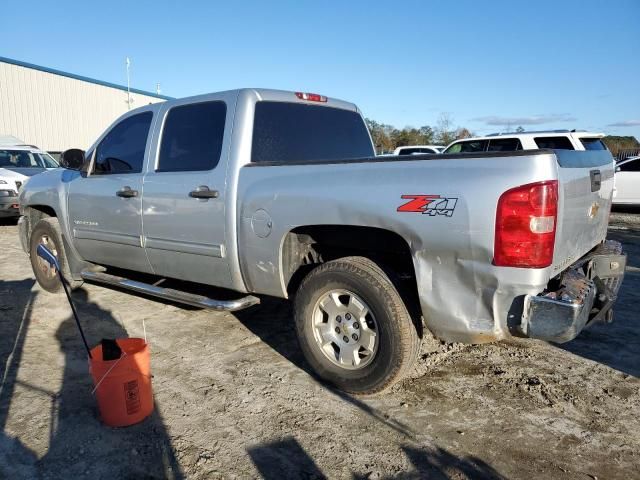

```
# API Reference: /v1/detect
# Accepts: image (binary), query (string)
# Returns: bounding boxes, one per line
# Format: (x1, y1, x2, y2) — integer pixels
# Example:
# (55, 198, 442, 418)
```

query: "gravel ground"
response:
(0, 212, 638, 479)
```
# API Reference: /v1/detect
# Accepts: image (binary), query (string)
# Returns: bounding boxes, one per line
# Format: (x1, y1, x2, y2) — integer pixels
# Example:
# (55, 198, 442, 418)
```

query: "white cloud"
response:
(607, 120, 640, 127)
(472, 114, 576, 126)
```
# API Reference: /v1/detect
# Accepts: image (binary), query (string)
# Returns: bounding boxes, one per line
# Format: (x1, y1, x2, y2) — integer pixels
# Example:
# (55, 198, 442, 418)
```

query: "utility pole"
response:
(156, 83, 161, 96)
(125, 57, 132, 110)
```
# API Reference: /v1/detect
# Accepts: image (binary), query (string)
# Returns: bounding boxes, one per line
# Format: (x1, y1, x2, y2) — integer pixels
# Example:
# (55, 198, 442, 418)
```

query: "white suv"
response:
(443, 130, 608, 154)
(0, 141, 59, 218)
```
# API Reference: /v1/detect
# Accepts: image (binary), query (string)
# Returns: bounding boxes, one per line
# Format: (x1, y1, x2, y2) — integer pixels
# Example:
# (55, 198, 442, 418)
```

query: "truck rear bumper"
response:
(521, 240, 626, 343)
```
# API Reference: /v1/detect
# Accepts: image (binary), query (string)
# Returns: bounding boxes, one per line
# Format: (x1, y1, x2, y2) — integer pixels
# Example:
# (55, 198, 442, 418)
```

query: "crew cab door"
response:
(141, 94, 235, 288)
(67, 110, 155, 272)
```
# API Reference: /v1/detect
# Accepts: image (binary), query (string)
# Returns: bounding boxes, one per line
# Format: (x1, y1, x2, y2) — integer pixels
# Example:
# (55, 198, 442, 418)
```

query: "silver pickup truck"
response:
(18, 88, 626, 394)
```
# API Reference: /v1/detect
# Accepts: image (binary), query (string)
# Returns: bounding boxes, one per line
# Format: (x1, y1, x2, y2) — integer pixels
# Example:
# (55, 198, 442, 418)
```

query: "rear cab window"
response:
(534, 136, 574, 150)
(251, 102, 374, 163)
(579, 137, 608, 151)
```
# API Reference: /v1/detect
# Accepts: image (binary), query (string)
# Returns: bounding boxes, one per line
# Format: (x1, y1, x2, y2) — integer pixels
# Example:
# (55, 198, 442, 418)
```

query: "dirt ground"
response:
(0, 212, 638, 480)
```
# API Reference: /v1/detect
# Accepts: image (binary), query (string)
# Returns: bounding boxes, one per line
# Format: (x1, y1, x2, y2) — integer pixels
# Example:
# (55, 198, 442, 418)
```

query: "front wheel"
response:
(29, 217, 82, 293)
(294, 256, 419, 394)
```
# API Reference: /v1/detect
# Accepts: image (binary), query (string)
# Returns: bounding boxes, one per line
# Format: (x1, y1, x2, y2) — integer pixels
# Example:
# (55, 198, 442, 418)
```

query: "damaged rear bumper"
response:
(521, 240, 626, 343)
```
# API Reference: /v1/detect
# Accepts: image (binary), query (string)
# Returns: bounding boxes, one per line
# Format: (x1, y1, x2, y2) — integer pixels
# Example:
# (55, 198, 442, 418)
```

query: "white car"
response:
(393, 145, 445, 155)
(613, 156, 640, 205)
(443, 130, 608, 153)
(0, 142, 59, 218)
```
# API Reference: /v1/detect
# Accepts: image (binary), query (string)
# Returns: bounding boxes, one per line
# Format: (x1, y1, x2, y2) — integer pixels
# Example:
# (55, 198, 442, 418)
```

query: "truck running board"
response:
(80, 270, 260, 311)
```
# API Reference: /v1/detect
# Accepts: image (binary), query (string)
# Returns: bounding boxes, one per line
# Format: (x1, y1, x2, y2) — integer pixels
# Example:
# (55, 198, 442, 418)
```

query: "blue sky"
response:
(3, 0, 640, 139)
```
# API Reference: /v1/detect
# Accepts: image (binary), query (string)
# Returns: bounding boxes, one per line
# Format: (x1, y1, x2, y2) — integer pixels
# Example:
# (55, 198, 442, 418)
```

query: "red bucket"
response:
(89, 338, 154, 427)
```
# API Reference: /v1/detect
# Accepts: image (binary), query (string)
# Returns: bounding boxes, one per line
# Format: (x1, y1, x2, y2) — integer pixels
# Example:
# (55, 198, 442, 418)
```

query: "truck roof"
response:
(154, 88, 360, 114)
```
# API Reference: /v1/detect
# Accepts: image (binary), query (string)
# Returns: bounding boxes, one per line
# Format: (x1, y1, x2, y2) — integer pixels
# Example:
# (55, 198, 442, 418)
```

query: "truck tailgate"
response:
(551, 150, 615, 276)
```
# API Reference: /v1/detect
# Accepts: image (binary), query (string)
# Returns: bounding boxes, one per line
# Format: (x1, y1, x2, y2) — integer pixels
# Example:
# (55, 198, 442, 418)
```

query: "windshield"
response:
(0, 149, 59, 169)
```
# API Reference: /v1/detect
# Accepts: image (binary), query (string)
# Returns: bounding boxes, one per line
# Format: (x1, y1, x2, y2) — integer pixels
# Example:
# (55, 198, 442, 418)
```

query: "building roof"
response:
(0, 56, 173, 100)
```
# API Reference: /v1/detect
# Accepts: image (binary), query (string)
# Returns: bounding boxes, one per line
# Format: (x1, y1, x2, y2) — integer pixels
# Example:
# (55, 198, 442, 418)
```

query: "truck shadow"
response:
(0, 280, 185, 479)
(556, 228, 640, 378)
(247, 435, 506, 479)
(0, 279, 39, 478)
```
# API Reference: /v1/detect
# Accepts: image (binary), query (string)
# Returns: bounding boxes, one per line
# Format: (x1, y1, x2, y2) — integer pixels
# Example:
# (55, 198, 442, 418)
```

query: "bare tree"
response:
(435, 113, 457, 145)
(456, 128, 473, 139)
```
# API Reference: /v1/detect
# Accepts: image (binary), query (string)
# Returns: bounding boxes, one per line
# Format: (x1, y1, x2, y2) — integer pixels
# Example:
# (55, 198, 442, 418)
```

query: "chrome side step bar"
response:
(80, 270, 260, 311)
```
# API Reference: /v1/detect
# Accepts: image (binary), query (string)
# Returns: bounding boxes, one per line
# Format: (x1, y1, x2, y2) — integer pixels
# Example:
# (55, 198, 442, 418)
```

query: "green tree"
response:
(365, 115, 475, 153)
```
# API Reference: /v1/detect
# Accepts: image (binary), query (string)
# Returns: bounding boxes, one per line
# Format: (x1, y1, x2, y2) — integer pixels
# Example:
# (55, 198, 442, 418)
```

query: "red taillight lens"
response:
(494, 180, 558, 268)
(295, 92, 327, 102)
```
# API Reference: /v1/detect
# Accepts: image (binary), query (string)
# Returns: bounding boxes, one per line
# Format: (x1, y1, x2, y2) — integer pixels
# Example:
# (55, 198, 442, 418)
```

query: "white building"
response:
(0, 56, 169, 152)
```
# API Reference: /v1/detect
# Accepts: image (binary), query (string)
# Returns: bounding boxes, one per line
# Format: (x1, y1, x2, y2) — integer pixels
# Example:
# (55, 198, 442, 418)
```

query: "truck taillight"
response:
(494, 180, 558, 268)
(295, 92, 327, 102)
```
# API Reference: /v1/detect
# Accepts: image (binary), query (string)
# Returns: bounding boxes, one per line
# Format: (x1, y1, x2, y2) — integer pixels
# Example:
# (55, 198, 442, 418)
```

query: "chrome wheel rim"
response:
(311, 289, 379, 370)
(36, 234, 58, 279)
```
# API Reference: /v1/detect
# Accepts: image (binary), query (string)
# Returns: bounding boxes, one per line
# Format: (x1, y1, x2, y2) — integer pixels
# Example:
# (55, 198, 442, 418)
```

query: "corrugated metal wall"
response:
(0, 61, 165, 151)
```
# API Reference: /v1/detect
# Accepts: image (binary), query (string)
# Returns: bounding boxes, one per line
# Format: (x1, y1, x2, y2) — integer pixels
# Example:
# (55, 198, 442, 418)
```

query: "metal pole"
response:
(126, 57, 131, 110)
(59, 268, 92, 359)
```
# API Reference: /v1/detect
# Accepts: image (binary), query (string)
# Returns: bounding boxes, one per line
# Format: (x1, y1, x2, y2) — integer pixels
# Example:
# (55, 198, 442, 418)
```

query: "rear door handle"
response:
(116, 186, 138, 198)
(189, 185, 219, 199)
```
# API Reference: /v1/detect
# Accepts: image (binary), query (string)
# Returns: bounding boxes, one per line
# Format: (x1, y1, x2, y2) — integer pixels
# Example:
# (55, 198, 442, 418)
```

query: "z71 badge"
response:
(397, 195, 458, 217)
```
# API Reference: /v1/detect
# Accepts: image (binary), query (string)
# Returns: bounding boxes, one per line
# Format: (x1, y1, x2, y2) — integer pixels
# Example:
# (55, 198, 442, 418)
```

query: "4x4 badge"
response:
(397, 195, 458, 217)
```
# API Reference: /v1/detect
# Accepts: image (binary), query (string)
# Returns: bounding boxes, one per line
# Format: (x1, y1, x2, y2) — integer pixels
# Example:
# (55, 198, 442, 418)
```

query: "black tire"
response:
(29, 217, 82, 293)
(294, 256, 419, 394)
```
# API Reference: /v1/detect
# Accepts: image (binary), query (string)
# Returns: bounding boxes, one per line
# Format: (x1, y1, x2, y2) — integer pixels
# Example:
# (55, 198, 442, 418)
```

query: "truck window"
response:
(93, 112, 153, 174)
(251, 102, 374, 163)
(445, 140, 488, 154)
(158, 101, 227, 172)
(580, 137, 607, 151)
(534, 136, 574, 150)
(487, 138, 522, 151)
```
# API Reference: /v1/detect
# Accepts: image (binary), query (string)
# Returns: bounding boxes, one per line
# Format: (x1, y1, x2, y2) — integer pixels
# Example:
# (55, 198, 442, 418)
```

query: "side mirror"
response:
(59, 149, 85, 170)
(615, 166, 621, 173)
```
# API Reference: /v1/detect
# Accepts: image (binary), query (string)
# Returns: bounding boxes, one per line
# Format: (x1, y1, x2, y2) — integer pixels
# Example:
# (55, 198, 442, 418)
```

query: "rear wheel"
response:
(294, 256, 419, 394)
(29, 217, 82, 293)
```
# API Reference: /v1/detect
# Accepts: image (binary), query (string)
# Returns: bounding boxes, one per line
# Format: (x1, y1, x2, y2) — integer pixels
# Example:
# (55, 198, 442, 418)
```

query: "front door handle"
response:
(116, 186, 138, 198)
(189, 185, 219, 199)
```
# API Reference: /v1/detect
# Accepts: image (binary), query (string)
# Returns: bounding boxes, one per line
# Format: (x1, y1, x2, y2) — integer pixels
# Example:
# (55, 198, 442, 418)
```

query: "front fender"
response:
(20, 169, 88, 278)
